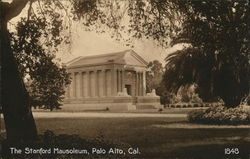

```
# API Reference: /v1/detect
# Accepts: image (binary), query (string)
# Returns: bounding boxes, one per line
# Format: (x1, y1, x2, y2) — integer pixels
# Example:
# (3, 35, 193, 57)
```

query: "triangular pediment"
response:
(66, 50, 148, 68)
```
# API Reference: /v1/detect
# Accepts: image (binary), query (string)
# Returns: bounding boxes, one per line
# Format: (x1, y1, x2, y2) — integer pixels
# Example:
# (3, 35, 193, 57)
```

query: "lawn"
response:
(33, 116, 250, 159)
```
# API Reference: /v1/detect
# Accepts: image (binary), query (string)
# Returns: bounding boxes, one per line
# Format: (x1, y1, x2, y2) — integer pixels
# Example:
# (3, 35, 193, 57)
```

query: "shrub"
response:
(193, 103, 199, 107)
(187, 103, 192, 107)
(205, 103, 211, 107)
(188, 106, 250, 125)
(176, 104, 181, 108)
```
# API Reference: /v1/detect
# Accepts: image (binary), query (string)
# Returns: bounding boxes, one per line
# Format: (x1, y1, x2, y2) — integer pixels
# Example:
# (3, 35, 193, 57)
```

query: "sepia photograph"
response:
(0, 0, 250, 158)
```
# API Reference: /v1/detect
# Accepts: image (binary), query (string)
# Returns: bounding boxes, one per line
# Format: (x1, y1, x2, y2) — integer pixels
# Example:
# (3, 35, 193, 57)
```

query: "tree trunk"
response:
(1, 5, 37, 141)
(222, 96, 241, 108)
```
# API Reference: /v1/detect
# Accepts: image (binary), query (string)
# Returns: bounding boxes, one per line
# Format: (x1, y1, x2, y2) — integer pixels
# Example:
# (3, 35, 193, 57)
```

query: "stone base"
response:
(62, 103, 136, 111)
(64, 96, 133, 104)
(64, 96, 136, 111)
(63, 96, 162, 111)
(136, 96, 163, 109)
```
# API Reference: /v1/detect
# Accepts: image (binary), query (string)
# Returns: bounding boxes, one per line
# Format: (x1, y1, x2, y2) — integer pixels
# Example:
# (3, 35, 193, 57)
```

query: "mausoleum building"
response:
(63, 50, 161, 111)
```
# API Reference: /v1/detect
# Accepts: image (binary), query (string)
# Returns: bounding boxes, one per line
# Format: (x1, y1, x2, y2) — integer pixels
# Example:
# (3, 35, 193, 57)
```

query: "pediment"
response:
(67, 50, 148, 68)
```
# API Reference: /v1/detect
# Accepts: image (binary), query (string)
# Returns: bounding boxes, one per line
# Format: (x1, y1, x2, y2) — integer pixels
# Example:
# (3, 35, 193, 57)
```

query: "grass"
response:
(31, 117, 250, 159)
(33, 107, 206, 114)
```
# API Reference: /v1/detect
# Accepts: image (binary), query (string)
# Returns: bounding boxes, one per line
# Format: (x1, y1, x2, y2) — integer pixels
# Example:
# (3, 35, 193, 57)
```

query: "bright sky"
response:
(8, 1, 183, 65)
(58, 26, 182, 64)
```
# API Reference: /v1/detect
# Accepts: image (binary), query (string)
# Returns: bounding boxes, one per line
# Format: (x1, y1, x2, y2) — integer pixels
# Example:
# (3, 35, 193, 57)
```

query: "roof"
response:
(66, 50, 148, 68)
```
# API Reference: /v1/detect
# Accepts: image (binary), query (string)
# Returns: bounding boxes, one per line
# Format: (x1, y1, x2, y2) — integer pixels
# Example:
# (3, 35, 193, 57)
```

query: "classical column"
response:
(86, 71, 90, 97)
(75, 72, 79, 98)
(99, 70, 104, 97)
(82, 72, 86, 98)
(95, 70, 99, 97)
(120, 70, 123, 92)
(140, 72, 143, 96)
(137, 72, 140, 96)
(103, 69, 106, 96)
(143, 71, 146, 96)
(135, 72, 137, 96)
(74, 72, 76, 98)
(79, 72, 83, 98)
(90, 71, 94, 97)
(121, 69, 124, 91)
(117, 70, 120, 92)
(65, 84, 70, 99)
(71, 72, 76, 98)
(75, 72, 81, 98)
(112, 68, 117, 96)
(69, 73, 72, 98)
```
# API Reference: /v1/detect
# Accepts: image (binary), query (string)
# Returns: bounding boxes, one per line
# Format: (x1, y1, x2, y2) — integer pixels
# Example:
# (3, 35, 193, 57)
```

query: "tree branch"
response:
(5, 0, 30, 21)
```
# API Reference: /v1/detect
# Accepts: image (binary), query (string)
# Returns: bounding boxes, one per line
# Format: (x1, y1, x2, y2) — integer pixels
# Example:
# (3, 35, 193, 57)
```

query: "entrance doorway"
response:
(125, 84, 132, 95)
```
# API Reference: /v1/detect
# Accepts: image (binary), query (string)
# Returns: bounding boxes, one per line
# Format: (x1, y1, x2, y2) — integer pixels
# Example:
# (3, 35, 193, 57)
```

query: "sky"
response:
(58, 24, 182, 64)
(8, 0, 182, 65)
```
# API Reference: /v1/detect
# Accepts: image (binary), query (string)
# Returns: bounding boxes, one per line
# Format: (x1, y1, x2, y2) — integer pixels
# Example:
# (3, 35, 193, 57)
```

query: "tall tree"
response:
(1, 0, 38, 141)
(163, 1, 250, 108)
(118, 0, 250, 108)
(0, 0, 109, 141)
(146, 60, 164, 92)
(11, 15, 71, 111)
(1, 0, 249, 141)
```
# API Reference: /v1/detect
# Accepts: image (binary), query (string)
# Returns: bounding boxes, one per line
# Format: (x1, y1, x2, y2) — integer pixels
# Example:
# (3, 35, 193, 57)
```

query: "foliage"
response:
(242, 95, 250, 106)
(146, 60, 174, 105)
(188, 106, 250, 125)
(146, 60, 164, 92)
(7, 0, 249, 110)
(2, 0, 250, 141)
(10, 13, 70, 110)
(75, 0, 250, 108)
(158, 76, 203, 105)
(163, 1, 250, 108)
(156, 85, 175, 104)
(175, 84, 203, 103)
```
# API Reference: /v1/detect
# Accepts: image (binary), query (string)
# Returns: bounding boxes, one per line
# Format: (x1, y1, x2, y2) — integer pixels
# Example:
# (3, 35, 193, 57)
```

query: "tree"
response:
(175, 84, 203, 104)
(163, 1, 250, 108)
(0, 0, 72, 141)
(121, 0, 249, 107)
(1, 0, 38, 141)
(0, 0, 118, 141)
(120, 0, 250, 108)
(146, 60, 164, 92)
(1, 0, 249, 141)
(146, 60, 172, 104)
(11, 16, 70, 111)
(1, 0, 119, 141)
(90, 0, 249, 108)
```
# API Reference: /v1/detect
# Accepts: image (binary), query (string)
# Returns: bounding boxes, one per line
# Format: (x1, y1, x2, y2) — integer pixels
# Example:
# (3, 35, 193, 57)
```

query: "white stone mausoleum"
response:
(63, 50, 161, 111)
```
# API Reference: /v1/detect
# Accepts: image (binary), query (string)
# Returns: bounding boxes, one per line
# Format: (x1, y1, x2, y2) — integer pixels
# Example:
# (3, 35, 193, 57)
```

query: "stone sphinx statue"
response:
(117, 88, 130, 96)
(146, 89, 158, 97)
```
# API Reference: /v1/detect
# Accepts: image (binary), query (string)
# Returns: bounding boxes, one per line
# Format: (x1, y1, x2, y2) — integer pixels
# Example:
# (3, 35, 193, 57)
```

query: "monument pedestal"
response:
(63, 96, 136, 111)
(136, 96, 163, 109)
(63, 89, 162, 111)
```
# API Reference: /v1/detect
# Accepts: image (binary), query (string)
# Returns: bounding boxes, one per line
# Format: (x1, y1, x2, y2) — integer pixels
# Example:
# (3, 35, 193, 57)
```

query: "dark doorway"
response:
(125, 84, 132, 95)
